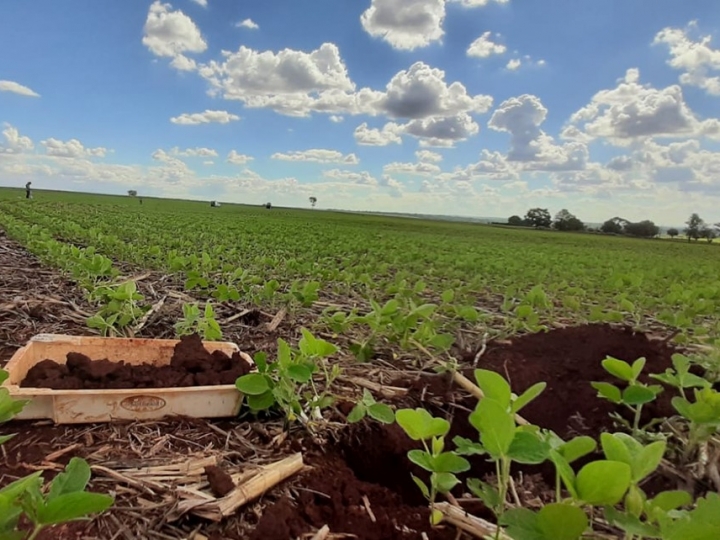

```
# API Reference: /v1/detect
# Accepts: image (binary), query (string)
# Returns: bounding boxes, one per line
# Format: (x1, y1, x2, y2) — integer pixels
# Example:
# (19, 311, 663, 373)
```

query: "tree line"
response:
(506, 208, 719, 242)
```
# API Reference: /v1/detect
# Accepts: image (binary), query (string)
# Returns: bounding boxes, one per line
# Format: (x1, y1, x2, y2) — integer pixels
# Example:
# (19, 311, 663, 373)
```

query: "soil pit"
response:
(250, 453, 457, 540)
(20, 334, 251, 390)
(372, 324, 680, 498)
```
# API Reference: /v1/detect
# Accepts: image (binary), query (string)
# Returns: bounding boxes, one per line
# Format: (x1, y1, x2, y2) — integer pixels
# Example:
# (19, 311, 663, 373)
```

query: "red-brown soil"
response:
(21, 334, 252, 389)
(464, 323, 677, 438)
(250, 453, 457, 540)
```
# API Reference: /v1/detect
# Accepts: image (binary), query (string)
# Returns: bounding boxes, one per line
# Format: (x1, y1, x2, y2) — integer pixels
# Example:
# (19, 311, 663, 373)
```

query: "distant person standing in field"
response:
(25, 181, 32, 199)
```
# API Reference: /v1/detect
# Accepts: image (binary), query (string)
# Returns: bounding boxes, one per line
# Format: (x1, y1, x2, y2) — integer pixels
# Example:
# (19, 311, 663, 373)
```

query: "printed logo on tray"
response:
(120, 395, 167, 412)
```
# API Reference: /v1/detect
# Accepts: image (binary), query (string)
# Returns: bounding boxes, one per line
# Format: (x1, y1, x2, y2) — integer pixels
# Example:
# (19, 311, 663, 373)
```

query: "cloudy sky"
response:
(1, 0, 719, 224)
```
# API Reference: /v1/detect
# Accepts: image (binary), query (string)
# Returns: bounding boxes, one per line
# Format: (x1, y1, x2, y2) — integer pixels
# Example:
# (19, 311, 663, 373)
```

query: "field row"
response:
(1, 191, 719, 348)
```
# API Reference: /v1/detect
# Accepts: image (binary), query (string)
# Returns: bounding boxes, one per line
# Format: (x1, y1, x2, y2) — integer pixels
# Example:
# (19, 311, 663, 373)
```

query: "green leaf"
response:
(452, 436, 485, 456)
(508, 431, 551, 465)
(537, 503, 589, 540)
(623, 384, 659, 406)
(441, 290, 455, 303)
(0, 434, 15, 445)
(431, 436, 444, 455)
(277, 339, 292, 366)
(37, 492, 114, 525)
(548, 450, 577, 499)
(434, 472, 460, 494)
(346, 403, 366, 423)
(602, 358, 635, 382)
(470, 398, 515, 458)
(395, 408, 450, 441)
(511, 382, 547, 413)
(0, 472, 43, 501)
(253, 352, 268, 372)
(49, 458, 91, 501)
(467, 478, 500, 510)
(367, 403, 395, 424)
(604, 506, 662, 538)
(633, 440, 667, 482)
(235, 373, 270, 395)
(631, 358, 647, 380)
(430, 508, 443, 526)
(559, 436, 597, 463)
(500, 508, 543, 540)
(408, 449, 435, 472)
(433, 453, 471, 474)
(0, 370, 8, 385)
(246, 391, 275, 411)
(649, 490, 692, 513)
(287, 364, 313, 383)
(600, 433, 632, 466)
(576, 460, 632, 505)
(661, 492, 720, 540)
(591, 382, 622, 404)
(429, 333, 455, 351)
(474, 370, 512, 409)
(411, 475, 430, 500)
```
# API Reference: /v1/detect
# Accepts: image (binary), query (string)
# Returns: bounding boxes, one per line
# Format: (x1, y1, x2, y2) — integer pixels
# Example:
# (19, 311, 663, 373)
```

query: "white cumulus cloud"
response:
(271, 149, 359, 164)
(0, 124, 34, 154)
(236, 18, 259, 30)
(489, 94, 588, 170)
(361, 0, 446, 51)
(170, 110, 240, 124)
(170, 146, 218, 157)
(467, 32, 506, 58)
(565, 68, 720, 145)
(42, 138, 107, 158)
(416, 149, 443, 162)
(653, 23, 720, 96)
(384, 161, 441, 175)
(323, 169, 378, 185)
(227, 150, 254, 165)
(354, 122, 403, 146)
(143, 1, 207, 69)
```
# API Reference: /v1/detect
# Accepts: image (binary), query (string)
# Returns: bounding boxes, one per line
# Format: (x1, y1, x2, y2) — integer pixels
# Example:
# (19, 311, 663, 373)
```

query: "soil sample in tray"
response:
(20, 334, 251, 390)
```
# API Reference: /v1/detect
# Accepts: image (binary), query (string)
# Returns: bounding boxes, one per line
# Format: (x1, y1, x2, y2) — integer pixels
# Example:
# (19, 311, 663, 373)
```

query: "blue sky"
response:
(1, 0, 720, 225)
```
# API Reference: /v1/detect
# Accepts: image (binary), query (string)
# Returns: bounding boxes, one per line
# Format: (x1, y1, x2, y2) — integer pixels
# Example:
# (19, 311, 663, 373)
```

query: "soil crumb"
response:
(21, 334, 251, 389)
(205, 465, 235, 497)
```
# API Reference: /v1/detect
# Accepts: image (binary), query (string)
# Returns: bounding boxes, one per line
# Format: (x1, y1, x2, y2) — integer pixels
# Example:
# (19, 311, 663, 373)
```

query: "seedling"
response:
(174, 302, 223, 341)
(86, 280, 148, 337)
(395, 408, 470, 526)
(455, 370, 548, 537)
(235, 329, 341, 428)
(651, 353, 710, 399)
(347, 389, 395, 424)
(0, 370, 113, 539)
(591, 356, 664, 436)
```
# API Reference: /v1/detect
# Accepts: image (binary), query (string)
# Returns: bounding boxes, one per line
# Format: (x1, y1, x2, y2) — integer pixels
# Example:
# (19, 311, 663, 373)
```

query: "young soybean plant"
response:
(347, 389, 395, 424)
(455, 370, 551, 538)
(0, 370, 113, 540)
(394, 408, 470, 526)
(591, 356, 664, 437)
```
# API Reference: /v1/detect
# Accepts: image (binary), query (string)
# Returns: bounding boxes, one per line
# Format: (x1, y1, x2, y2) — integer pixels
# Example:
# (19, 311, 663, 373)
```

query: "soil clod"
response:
(205, 465, 235, 497)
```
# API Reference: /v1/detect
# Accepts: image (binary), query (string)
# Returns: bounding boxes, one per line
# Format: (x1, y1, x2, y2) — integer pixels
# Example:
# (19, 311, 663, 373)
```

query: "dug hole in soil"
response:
(20, 334, 252, 389)
(329, 324, 679, 530)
